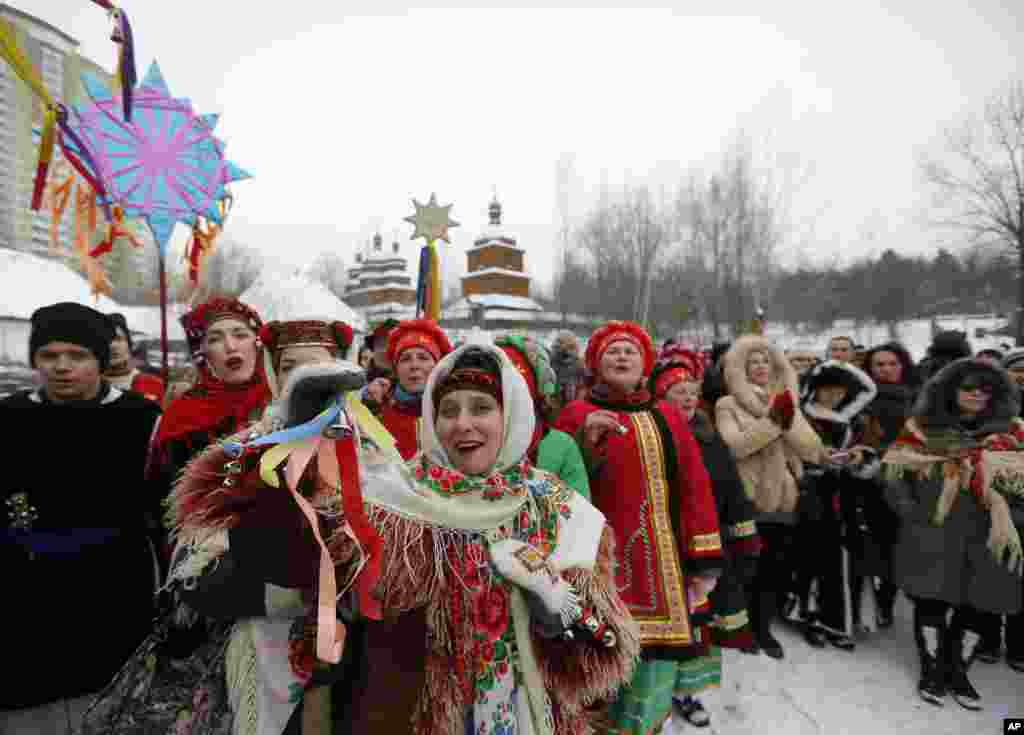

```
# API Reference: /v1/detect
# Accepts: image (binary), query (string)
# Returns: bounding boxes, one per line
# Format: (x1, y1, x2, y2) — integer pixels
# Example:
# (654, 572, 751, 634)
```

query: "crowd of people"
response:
(2, 301, 1022, 735)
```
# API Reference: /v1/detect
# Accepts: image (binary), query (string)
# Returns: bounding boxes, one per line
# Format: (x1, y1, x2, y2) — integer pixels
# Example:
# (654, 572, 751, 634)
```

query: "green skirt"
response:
(673, 645, 722, 697)
(603, 659, 677, 735)
(603, 647, 723, 735)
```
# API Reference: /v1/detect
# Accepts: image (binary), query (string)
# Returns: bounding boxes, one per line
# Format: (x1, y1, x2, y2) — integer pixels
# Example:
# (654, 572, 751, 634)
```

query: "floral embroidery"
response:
(415, 456, 529, 502)
(473, 584, 510, 641)
(287, 618, 315, 685)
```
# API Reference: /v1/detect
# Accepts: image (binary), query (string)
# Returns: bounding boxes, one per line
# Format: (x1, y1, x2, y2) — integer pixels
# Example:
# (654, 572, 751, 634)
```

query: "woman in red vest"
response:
(367, 319, 452, 460)
(555, 320, 723, 735)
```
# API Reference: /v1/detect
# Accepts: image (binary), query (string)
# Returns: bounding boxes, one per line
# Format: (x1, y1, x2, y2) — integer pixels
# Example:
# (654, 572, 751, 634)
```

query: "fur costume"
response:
(715, 335, 823, 516)
(123, 345, 638, 735)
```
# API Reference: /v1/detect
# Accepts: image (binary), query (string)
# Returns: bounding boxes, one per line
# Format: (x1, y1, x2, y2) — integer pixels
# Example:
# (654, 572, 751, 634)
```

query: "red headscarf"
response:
(387, 319, 453, 364)
(157, 298, 271, 446)
(585, 320, 656, 376)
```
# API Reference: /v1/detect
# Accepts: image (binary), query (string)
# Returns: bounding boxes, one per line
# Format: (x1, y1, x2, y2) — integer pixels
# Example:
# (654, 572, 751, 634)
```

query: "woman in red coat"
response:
(366, 319, 452, 460)
(555, 321, 723, 735)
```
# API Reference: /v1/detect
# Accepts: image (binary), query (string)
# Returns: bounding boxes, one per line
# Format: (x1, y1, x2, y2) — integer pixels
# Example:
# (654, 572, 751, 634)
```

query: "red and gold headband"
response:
(654, 366, 695, 398)
(433, 368, 503, 411)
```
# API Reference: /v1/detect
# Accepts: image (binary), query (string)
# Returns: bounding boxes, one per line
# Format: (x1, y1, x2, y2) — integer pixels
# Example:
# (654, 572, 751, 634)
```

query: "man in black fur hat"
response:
(0, 303, 163, 731)
(918, 330, 972, 382)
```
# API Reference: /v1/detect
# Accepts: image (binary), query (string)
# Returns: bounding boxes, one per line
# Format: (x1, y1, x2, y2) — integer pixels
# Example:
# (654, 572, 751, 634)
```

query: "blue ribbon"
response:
(222, 398, 344, 458)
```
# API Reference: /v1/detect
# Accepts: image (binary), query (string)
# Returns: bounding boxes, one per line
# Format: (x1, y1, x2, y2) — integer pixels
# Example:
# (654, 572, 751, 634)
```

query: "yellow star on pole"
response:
(403, 193, 459, 244)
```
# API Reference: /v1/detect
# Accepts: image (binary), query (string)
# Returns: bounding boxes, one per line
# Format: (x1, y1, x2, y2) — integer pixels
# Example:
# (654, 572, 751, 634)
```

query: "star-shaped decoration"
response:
(404, 193, 459, 244)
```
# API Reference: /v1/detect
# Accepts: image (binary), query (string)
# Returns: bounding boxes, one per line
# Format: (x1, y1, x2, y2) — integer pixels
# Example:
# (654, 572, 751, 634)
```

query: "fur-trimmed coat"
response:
(800, 359, 879, 479)
(883, 358, 1024, 614)
(715, 335, 825, 521)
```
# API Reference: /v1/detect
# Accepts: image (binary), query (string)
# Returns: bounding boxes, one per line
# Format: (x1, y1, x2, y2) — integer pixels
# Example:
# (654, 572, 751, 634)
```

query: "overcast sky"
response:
(24, 1, 1024, 288)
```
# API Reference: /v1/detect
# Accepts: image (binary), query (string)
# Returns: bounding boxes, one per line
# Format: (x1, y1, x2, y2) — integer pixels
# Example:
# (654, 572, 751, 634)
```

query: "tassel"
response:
(0, 19, 55, 107)
(55, 105, 113, 222)
(114, 9, 136, 122)
(415, 244, 431, 318)
(47, 174, 72, 252)
(31, 108, 56, 210)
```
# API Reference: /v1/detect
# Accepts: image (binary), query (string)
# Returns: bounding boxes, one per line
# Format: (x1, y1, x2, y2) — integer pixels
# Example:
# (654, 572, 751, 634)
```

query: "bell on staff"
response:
(322, 416, 353, 440)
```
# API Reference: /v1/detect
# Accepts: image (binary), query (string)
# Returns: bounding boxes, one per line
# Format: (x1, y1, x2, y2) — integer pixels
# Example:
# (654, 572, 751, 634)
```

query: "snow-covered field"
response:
(671, 595, 1023, 735)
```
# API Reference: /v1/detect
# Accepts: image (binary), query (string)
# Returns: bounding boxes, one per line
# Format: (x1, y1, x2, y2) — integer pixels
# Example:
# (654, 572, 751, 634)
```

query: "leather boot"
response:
(914, 622, 945, 706)
(946, 627, 983, 711)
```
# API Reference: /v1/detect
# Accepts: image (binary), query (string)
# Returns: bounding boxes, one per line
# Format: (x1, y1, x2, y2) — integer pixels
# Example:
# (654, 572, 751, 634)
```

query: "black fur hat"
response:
(913, 358, 1019, 434)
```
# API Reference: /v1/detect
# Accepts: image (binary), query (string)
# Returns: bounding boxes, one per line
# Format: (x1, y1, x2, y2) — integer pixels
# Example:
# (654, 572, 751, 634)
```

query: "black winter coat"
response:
(0, 385, 162, 709)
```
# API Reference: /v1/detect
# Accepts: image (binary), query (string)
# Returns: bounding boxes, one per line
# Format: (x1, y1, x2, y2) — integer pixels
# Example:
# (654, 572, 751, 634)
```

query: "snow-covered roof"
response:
(241, 272, 367, 332)
(344, 284, 417, 297)
(0, 248, 121, 320)
(444, 294, 543, 313)
(471, 222, 519, 246)
(461, 267, 530, 281)
(467, 239, 522, 254)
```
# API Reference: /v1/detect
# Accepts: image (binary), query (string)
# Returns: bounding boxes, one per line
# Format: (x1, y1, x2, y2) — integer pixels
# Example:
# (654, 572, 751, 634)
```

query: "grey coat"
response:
(884, 470, 1023, 614)
(882, 357, 1024, 614)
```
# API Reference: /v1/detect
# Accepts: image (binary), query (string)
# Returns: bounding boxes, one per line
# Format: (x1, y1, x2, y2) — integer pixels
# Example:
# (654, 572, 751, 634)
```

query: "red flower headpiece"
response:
(180, 297, 262, 362)
(388, 319, 453, 364)
(258, 320, 354, 356)
(432, 368, 503, 411)
(585, 320, 655, 376)
(654, 366, 696, 398)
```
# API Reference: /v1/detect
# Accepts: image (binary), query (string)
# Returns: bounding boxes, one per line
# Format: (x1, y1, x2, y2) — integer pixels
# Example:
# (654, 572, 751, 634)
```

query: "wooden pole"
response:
(158, 253, 169, 383)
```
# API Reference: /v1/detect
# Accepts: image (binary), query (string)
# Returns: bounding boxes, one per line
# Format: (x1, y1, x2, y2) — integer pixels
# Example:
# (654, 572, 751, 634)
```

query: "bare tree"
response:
(193, 238, 265, 301)
(553, 153, 577, 323)
(573, 186, 672, 328)
(922, 80, 1024, 343)
(306, 250, 349, 300)
(675, 139, 782, 339)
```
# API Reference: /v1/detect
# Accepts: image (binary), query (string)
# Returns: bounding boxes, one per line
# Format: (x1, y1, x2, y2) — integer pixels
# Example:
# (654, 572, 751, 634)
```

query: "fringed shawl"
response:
(882, 418, 1024, 575)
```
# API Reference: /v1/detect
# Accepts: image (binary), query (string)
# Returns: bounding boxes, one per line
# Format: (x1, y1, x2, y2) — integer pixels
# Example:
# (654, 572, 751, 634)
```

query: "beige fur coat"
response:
(715, 335, 824, 515)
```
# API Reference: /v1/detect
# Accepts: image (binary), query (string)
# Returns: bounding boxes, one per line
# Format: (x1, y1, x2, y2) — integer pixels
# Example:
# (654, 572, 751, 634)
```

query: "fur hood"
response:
(912, 357, 1020, 435)
(799, 359, 877, 425)
(722, 335, 800, 419)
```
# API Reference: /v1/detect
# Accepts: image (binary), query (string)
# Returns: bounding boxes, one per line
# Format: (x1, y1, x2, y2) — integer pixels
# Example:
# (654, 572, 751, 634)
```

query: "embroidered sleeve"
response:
(532, 527, 640, 713)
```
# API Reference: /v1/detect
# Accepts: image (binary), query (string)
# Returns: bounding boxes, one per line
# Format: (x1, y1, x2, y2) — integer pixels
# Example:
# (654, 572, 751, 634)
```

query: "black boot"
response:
(914, 622, 946, 706)
(876, 580, 897, 629)
(947, 628, 983, 711)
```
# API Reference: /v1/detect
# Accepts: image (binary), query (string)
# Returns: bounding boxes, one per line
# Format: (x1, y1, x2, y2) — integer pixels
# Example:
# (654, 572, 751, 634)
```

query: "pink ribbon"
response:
(282, 438, 344, 664)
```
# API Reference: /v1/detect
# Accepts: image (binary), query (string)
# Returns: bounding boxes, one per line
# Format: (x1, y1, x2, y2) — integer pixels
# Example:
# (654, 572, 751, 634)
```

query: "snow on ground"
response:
(669, 596, 1023, 735)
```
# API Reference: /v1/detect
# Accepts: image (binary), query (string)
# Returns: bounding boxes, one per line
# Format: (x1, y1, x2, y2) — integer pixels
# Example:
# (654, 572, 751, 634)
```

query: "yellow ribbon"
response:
(38, 107, 56, 167)
(259, 439, 305, 488)
(345, 394, 401, 461)
(428, 242, 441, 321)
(0, 18, 54, 107)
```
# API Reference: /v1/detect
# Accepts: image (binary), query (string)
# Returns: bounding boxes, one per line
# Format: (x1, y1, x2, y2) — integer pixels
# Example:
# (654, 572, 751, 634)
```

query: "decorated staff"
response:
(89, 0, 137, 121)
(404, 193, 458, 320)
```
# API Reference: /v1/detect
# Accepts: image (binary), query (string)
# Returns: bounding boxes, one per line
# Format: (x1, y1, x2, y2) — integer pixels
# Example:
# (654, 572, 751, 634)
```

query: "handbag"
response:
(79, 598, 235, 735)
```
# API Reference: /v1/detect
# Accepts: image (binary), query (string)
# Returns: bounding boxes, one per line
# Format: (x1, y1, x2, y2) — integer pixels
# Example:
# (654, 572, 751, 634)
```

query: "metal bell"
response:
(322, 419, 353, 440)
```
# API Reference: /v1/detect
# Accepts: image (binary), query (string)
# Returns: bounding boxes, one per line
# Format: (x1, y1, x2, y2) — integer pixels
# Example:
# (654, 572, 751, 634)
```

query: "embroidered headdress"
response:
(432, 349, 504, 411)
(180, 297, 262, 364)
